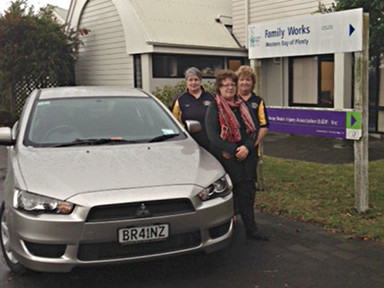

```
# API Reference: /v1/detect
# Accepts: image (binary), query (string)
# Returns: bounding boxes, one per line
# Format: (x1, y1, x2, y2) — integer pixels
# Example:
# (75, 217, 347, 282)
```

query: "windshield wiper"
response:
(149, 133, 179, 143)
(51, 138, 138, 147)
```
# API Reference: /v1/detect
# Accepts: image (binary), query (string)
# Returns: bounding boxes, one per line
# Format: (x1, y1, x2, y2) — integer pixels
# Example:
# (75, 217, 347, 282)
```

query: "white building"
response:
(66, 0, 248, 92)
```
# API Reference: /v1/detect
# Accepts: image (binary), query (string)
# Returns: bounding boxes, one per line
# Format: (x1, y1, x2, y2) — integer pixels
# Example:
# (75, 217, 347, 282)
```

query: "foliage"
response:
(0, 0, 89, 124)
(316, 2, 335, 13)
(152, 81, 215, 109)
(152, 81, 187, 109)
(317, 0, 384, 61)
(257, 156, 384, 244)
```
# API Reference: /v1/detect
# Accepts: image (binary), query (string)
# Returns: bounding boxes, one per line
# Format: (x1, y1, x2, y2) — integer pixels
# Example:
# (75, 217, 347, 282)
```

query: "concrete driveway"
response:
(0, 146, 5, 184)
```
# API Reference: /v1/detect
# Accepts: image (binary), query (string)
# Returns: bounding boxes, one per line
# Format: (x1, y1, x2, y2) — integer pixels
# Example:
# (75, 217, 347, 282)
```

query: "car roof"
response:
(36, 86, 151, 100)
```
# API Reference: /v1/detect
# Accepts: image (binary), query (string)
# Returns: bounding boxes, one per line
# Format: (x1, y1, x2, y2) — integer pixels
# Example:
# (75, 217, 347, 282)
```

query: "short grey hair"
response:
(185, 67, 202, 81)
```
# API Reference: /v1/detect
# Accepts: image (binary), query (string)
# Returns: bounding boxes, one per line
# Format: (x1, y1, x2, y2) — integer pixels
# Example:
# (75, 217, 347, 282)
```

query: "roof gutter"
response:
(145, 41, 247, 52)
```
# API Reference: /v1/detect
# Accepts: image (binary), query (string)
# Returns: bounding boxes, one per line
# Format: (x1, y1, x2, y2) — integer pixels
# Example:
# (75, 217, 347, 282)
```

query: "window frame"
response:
(289, 54, 334, 108)
(152, 53, 245, 78)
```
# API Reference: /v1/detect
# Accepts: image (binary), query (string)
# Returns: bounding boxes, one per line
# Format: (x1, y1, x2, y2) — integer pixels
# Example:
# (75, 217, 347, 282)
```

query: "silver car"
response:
(0, 86, 234, 274)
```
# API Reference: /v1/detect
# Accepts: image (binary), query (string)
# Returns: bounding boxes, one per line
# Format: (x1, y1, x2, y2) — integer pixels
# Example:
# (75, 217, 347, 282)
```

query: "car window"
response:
(24, 97, 184, 147)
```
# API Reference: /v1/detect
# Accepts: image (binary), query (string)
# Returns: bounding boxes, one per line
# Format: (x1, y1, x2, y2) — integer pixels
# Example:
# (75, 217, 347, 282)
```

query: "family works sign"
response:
(249, 8, 363, 58)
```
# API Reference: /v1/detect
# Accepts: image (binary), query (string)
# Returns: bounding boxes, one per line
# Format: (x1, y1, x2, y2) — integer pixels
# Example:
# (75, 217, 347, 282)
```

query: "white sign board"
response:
(248, 8, 363, 59)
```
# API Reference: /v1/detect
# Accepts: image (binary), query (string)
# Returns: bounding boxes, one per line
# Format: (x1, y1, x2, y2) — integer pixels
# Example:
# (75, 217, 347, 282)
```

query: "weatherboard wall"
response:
(76, 0, 134, 87)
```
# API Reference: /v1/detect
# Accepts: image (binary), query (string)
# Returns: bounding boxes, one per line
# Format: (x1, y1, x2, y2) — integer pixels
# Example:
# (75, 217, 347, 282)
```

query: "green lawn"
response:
(256, 157, 384, 244)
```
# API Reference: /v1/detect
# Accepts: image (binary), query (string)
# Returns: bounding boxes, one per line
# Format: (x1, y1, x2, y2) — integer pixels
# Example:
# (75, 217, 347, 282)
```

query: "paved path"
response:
(1, 212, 383, 288)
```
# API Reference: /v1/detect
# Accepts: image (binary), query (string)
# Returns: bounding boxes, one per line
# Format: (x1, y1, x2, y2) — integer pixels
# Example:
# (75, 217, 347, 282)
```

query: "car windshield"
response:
(24, 96, 183, 147)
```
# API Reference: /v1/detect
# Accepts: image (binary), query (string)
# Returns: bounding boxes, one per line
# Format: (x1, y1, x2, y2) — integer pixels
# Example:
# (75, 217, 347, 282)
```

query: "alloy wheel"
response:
(1, 209, 19, 264)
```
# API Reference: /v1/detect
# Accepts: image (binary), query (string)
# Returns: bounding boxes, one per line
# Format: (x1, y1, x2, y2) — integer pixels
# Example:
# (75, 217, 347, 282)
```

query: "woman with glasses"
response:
(205, 69, 270, 241)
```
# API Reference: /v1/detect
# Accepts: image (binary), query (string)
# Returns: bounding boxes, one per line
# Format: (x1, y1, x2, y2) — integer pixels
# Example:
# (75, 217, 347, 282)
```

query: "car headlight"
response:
(198, 174, 232, 201)
(13, 189, 74, 214)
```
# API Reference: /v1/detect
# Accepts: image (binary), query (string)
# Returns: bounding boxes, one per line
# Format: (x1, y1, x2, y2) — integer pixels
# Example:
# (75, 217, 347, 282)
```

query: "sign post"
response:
(353, 14, 369, 212)
(249, 9, 369, 212)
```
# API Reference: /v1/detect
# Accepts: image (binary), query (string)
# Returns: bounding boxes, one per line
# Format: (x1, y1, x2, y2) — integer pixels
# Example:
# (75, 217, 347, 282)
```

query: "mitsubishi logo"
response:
(136, 203, 151, 218)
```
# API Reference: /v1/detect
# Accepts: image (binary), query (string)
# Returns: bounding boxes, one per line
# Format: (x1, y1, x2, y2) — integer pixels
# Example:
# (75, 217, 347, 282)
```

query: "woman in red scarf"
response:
(205, 70, 269, 241)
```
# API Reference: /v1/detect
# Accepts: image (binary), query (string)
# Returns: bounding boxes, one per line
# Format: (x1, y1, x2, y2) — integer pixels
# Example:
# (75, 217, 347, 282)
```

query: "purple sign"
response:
(266, 108, 347, 139)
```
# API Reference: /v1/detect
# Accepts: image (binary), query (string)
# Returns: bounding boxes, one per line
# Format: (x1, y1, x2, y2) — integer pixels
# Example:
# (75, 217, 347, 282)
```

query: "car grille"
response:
(209, 221, 231, 239)
(86, 199, 195, 222)
(77, 231, 201, 261)
(24, 241, 66, 258)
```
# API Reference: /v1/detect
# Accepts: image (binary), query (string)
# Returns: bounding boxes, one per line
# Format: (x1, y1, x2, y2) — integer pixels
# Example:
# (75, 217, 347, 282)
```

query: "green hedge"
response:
(151, 81, 215, 109)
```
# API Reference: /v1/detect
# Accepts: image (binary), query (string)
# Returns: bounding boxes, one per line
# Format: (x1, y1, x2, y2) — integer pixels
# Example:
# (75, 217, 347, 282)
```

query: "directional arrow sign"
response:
(349, 24, 355, 36)
(346, 111, 361, 129)
(345, 111, 362, 139)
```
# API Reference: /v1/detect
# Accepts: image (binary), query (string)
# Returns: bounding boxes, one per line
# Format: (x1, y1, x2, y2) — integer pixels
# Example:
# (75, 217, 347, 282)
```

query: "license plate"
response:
(118, 224, 169, 244)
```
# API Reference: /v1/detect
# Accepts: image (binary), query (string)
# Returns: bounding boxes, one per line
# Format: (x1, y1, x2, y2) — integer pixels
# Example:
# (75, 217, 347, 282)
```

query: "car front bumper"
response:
(5, 185, 234, 272)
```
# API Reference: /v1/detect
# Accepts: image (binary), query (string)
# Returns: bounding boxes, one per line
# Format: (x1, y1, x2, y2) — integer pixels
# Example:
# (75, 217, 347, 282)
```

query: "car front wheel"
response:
(0, 202, 26, 275)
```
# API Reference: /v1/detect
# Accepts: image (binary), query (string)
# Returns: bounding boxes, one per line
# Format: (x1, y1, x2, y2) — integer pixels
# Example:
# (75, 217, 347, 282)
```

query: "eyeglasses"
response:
(221, 83, 236, 88)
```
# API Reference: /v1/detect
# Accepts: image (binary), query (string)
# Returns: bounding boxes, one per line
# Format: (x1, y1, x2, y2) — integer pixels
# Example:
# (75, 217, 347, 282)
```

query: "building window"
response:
(377, 64, 384, 132)
(227, 58, 243, 72)
(153, 55, 178, 77)
(153, 54, 244, 78)
(289, 54, 334, 107)
(134, 55, 142, 88)
(319, 57, 334, 107)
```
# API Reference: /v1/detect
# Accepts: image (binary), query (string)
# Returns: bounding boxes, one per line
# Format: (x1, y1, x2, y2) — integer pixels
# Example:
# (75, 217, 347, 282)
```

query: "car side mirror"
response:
(185, 120, 202, 135)
(0, 127, 15, 146)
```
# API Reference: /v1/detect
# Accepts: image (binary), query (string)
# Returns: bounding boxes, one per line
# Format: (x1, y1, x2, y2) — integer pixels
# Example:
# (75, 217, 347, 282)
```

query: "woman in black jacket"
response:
(171, 67, 214, 151)
(205, 69, 269, 241)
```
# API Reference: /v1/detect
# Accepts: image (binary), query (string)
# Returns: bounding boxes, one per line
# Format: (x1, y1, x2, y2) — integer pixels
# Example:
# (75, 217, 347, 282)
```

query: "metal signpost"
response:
(248, 8, 369, 212)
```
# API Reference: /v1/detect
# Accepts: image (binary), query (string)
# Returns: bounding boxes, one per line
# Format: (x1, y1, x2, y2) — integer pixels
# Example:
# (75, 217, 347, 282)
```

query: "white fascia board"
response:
(112, 0, 152, 55)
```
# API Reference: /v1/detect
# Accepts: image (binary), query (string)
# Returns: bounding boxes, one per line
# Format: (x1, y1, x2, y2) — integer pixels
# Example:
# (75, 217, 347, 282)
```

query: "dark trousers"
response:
(233, 180, 258, 235)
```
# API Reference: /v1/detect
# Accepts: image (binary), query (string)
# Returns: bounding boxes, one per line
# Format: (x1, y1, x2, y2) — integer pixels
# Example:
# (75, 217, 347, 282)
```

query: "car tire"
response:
(0, 202, 26, 275)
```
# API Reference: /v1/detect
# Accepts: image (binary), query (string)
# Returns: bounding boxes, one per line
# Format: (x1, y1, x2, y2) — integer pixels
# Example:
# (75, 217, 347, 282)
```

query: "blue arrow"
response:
(349, 24, 355, 36)
(350, 115, 356, 126)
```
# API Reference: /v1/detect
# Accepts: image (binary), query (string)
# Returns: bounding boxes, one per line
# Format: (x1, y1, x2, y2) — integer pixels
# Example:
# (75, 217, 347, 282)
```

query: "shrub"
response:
(152, 81, 187, 109)
(152, 81, 215, 109)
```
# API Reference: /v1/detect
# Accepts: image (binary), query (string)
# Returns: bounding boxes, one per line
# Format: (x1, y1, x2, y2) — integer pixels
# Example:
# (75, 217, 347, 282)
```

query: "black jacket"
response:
(205, 99, 259, 184)
(171, 88, 214, 151)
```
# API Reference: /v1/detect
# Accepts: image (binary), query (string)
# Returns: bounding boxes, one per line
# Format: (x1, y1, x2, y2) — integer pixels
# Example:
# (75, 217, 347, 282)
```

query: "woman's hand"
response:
(235, 145, 249, 161)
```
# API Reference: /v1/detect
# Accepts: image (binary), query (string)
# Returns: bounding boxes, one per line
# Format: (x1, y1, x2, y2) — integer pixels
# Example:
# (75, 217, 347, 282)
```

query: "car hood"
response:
(16, 141, 224, 200)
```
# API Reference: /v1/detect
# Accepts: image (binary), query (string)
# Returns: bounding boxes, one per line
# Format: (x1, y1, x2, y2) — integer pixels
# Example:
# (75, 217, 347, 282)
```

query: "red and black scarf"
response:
(215, 94, 256, 142)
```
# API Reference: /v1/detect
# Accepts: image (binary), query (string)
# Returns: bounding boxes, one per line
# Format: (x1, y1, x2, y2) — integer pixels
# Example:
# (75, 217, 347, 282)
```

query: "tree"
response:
(0, 0, 88, 125)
